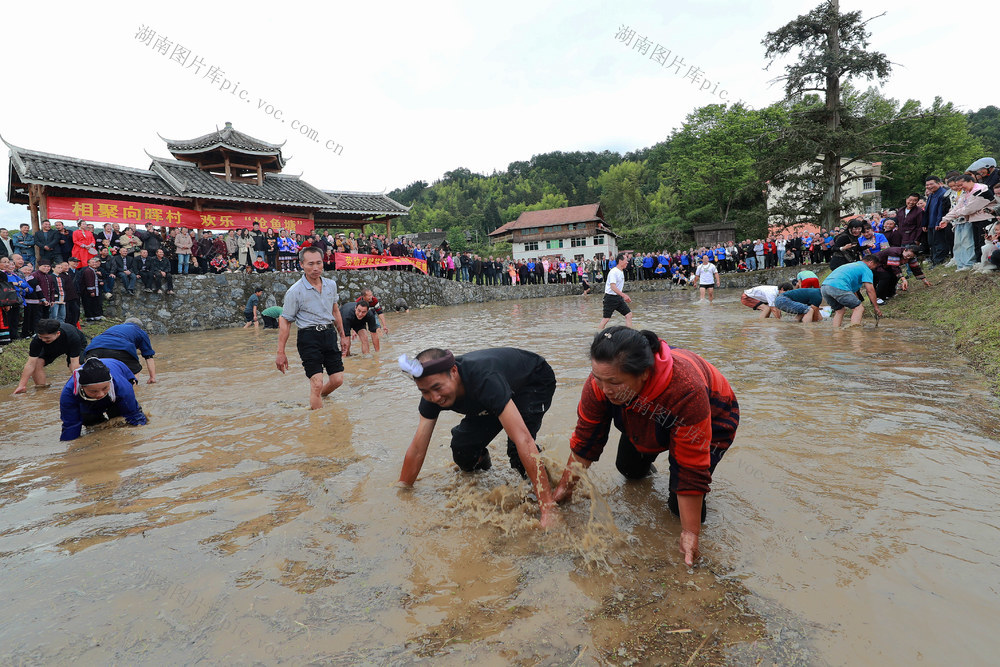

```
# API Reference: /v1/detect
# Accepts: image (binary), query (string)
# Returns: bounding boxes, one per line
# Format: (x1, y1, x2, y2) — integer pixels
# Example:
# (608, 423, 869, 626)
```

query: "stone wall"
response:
(104, 265, 820, 335)
(104, 270, 582, 335)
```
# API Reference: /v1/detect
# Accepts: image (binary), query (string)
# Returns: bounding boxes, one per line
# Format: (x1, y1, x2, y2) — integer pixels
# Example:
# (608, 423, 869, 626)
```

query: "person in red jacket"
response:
(553, 327, 739, 565)
(764, 238, 778, 268)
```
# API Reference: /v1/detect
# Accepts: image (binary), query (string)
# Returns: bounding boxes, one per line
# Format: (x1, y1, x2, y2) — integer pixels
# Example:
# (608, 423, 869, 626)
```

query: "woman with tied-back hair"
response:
(553, 327, 740, 566)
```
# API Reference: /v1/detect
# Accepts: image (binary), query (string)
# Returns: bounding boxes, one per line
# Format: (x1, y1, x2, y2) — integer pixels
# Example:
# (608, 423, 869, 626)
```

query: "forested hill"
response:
(388, 100, 1000, 254)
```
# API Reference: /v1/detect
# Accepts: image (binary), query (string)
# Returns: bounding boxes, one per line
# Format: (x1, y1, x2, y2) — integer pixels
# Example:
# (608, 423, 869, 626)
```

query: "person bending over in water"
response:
(553, 327, 740, 565)
(60, 358, 148, 441)
(397, 347, 559, 528)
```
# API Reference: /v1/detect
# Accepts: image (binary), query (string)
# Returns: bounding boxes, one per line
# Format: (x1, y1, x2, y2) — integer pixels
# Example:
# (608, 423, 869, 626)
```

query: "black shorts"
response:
(450, 363, 557, 475)
(296, 327, 344, 378)
(41, 351, 73, 367)
(244, 310, 256, 322)
(346, 312, 378, 334)
(82, 348, 143, 375)
(602, 293, 631, 318)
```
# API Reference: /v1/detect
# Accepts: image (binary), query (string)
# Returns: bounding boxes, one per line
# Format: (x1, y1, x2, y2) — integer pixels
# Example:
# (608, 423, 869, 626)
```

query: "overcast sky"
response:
(1, 0, 993, 229)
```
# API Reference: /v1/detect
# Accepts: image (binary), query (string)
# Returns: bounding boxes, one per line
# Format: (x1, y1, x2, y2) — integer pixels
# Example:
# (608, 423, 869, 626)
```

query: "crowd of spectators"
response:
(2, 156, 997, 345)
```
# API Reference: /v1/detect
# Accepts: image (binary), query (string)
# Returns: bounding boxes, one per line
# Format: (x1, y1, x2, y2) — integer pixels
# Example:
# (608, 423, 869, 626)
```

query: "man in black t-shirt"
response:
(340, 300, 376, 356)
(13, 319, 87, 395)
(397, 347, 559, 528)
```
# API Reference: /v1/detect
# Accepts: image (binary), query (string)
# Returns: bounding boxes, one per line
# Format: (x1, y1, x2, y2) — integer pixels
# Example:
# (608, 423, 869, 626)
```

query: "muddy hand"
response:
(539, 503, 559, 530)
(680, 530, 700, 566)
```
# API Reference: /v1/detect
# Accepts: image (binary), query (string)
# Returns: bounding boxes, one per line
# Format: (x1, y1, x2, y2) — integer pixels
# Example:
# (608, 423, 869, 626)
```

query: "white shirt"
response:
(744, 285, 779, 306)
(695, 262, 718, 285)
(605, 266, 625, 295)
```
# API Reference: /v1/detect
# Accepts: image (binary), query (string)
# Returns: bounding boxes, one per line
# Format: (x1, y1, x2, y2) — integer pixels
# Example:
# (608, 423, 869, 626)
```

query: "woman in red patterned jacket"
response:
(553, 327, 739, 565)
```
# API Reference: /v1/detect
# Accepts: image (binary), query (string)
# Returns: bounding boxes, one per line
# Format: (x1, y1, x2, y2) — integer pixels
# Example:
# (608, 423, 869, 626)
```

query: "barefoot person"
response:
(13, 319, 87, 395)
(60, 357, 148, 441)
(397, 347, 559, 528)
(275, 247, 347, 409)
(820, 255, 883, 327)
(598, 253, 632, 329)
(243, 287, 264, 329)
(340, 300, 375, 356)
(553, 327, 740, 566)
(695, 254, 720, 303)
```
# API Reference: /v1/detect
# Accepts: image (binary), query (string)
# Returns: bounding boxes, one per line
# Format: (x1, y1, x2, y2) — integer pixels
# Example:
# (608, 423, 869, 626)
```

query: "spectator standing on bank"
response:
(174, 227, 193, 274)
(12, 223, 36, 261)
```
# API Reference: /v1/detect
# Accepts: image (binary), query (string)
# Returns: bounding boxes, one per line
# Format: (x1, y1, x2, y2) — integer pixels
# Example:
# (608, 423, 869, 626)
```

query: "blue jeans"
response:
(953, 223, 976, 268)
(49, 302, 66, 322)
(777, 249, 785, 266)
(460, 266, 469, 281)
(117, 271, 137, 292)
(103, 274, 116, 294)
(747, 256, 757, 270)
(177, 253, 190, 274)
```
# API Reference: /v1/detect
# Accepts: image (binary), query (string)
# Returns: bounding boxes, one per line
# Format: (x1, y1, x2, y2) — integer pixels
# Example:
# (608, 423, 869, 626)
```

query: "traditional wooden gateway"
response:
(5, 122, 409, 238)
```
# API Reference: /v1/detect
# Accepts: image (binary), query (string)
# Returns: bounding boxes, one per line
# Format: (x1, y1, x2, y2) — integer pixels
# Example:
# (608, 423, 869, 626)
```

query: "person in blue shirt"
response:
(680, 252, 690, 268)
(657, 253, 669, 278)
(12, 223, 36, 259)
(820, 256, 882, 327)
(59, 357, 148, 441)
(858, 224, 889, 256)
(641, 254, 654, 280)
(82, 317, 157, 382)
(775, 283, 824, 322)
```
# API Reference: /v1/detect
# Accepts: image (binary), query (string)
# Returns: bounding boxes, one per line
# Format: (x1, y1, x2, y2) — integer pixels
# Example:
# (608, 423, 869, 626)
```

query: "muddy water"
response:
(1, 289, 998, 664)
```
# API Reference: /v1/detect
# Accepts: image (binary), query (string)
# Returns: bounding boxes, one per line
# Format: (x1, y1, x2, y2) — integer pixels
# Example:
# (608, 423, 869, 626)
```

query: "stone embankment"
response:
(104, 266, 810, 335)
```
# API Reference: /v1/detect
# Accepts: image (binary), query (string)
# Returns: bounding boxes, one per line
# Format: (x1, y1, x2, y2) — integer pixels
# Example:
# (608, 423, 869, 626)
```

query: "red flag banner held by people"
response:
(46, 196, 314, 235)
(335, 253, 428, 274)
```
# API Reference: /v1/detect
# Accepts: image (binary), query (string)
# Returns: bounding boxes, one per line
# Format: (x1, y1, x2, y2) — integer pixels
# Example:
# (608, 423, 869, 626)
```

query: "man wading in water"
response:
(275, 247, 347, 409)
(397, 348, 559, 528)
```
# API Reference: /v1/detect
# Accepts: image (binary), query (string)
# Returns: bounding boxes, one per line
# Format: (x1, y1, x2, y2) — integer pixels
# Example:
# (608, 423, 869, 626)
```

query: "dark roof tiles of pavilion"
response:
(319, 190, 410, 216)
(8, 145, 180, 199)
(6, 139, 408, 217)
(160, 122, 285, 157)
(150, 157, 332, 208)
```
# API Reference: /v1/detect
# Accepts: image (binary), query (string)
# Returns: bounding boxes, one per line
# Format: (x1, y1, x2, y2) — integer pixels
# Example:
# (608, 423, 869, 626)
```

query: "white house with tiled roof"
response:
(489, 202, 617, 262)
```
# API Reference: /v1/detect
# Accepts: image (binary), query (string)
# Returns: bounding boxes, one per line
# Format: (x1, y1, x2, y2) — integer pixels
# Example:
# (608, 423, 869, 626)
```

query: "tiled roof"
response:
(489, 203, 604, 236)
(6, 138, 408, 218)
(161, 122, 284, 160)
(150, 157, 332, 208)
(319, 190, 410, 215)
(7, 144, 181, 200)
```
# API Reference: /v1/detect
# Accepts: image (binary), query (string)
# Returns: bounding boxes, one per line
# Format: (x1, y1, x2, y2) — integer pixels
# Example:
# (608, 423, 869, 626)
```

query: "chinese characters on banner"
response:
(46, 196, 314, 235)
(335, 253, 428, 275)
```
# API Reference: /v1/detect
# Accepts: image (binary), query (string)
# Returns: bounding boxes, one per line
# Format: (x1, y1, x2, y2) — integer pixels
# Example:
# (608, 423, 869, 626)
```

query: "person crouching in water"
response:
(553, 327, 739, 565)
(60, 358, 148, 441)
(397, 347, 559, 528)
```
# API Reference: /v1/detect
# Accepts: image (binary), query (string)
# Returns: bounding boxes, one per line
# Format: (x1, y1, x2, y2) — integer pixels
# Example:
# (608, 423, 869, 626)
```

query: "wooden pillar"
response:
(224, 153, 232, 183)
(27, 185, 43, 261)
(257, 161, 263, 186)
(385, 217, 392, 240)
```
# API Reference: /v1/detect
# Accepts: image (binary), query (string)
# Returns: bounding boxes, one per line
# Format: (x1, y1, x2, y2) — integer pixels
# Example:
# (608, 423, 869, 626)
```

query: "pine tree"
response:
(761, 0, 895, 228)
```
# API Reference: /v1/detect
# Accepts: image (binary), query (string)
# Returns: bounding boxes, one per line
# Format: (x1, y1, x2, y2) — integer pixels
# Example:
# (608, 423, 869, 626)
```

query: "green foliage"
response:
(877, 96, 984, 205)
(966, 106, 1000, 158)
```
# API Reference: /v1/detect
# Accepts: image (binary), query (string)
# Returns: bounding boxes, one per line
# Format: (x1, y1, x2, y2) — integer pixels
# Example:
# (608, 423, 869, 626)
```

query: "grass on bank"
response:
(885, 264, 1000, 398)
(0, 318, 122, 387)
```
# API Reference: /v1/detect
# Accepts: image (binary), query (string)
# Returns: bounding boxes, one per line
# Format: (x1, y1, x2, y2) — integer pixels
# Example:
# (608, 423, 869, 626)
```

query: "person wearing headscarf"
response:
(59, 357, 147, 441)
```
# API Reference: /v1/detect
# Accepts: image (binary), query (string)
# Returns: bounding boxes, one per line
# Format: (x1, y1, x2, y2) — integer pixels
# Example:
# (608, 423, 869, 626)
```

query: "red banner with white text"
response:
(46, 196, 314, 235)
(335, 253, 427, 274)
